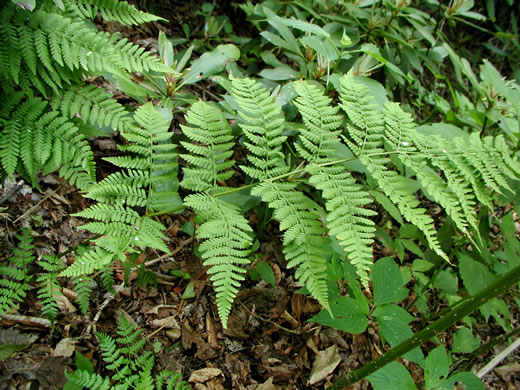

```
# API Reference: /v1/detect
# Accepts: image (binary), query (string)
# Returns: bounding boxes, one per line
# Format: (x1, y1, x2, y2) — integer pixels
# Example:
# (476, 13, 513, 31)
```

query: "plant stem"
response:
(329, 262, 520, 389)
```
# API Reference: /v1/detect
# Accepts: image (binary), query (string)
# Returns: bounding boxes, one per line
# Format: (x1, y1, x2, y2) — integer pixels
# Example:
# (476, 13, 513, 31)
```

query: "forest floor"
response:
(1, 2, 519, 389)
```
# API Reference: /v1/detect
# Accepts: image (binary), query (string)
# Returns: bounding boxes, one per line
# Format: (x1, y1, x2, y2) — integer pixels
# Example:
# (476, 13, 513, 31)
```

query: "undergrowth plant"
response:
(65, 314, 189, 390)
(2, 0, 520, 388)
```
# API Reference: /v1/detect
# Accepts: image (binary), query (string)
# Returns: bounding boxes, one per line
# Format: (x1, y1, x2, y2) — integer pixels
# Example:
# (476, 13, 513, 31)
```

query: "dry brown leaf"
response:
(188, 367, 223, 383)
(308, 344, 341, 385)
(52, 338, 77, 357)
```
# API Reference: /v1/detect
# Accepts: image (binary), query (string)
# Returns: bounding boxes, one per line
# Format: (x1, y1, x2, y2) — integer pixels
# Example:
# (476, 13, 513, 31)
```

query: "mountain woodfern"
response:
(63, 73, 520, 328)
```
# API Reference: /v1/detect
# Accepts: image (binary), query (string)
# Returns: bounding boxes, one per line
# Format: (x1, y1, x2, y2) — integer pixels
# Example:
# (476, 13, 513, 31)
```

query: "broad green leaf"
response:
(373, 304, 424, 366)
(259, 67, 299, 81)
(0, 343, 30, 360)
(372, 257, 408, 305)
(272, 17, 330, 38)
(452, 327, 480, 353)
(75, 351, 94, 373)
(432, 269, 459, 295)
(183, 44, 240, 85)
(424, 346, 450, 389)
(256, 261, 276, 287)
(158, 31, 174, 68)
(301, 36, 338, 61)
(310, 296, 368, 334)
(367, 362, 417, 390)
(446, 372, 485, 389)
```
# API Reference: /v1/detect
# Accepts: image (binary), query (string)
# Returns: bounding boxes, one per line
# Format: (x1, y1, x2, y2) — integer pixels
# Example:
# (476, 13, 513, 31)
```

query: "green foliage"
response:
(0, 0, 167, 187)
(62, 103, 177, 278)
(36, 254, 65, 323)
(65, 314, 188, 389)
(0, 229, 35, 315)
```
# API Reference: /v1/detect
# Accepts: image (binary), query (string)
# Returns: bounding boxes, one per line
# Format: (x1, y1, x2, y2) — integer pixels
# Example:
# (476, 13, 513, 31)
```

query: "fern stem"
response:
(329, 262, 520, 389)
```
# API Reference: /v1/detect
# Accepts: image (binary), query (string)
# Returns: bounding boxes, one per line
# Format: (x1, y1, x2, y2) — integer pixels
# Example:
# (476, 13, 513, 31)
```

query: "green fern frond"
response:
(65, 314, 189, 389)
(72, 276, 94, 314)
(180, 101, 235, 194)
(36, 254, 65, 322)
(252, 181, 330, 310)
(65, 370, 111, 390)
(294, 81, 376, 286)
(383, 102, 476, 233)
(185, 194, 253, 328)
(340, 75, 449, 261)
(0, 95, 96, 189)
(63, 0, 166, 25)
(51, 84, 133, 132)
(61, 247, 116, 277)
(231, 78, 289, 180)
(0, 229, 35, 315)
(64, 103, 174, 278)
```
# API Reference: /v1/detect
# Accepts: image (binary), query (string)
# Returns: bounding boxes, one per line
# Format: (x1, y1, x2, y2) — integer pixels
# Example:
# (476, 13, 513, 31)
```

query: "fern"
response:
(36, 254, 65, 323)
(294, 81, 377, 286)
(62, 0, 166, 26)
(50, 84, 134, 133)
(65, 314, 189, 389)
(339, 74, 449, 261)
(232, 78, 331, 311)
(72, 276, 95, 315)
(62, 103, 176, 278)
(0, 94, 96, 189)
(180, 101, 236, 194)
(185, 194, 253, 327)
(179, 101, 252, 327)
(0, 229, 35, 315)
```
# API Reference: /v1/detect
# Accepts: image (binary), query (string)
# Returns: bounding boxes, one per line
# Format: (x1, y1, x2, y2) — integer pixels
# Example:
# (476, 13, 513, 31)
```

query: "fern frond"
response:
(0, 229, 35, 315)
(294, 81, 376, 286)
(231, 78, 289, 180)
(252, 182, 330, 310)
(0, 94, 95, 189)
(72, 276, 94, 314)
(36, 254, 65, 322)
(156, 370, 190, 390)
(185, 194, 253, 328)
(340, 75, 449, 261)
(65, 370, 111, 390)
(63, 0, 166, 25)
(51, 84, 133, 132)
(180, 101, 235, 194)
(383, 102, 476, 233)
(61, 247, 116, 277)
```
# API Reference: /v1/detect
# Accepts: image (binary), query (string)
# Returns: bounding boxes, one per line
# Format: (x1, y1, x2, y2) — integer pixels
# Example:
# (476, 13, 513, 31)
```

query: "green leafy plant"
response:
(0, 0, 168, 187)
(0, 228, 35, 315)
(65, 313, 189, 389)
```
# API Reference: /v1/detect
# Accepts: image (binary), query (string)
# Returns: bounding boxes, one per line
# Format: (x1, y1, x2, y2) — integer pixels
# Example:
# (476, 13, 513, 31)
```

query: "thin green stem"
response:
(329, 262, 520, 389)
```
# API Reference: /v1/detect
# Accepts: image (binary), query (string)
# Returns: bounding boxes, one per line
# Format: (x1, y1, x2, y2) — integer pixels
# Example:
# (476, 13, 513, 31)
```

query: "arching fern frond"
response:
(184, 194, 253, 328)
(36, 255, 65, 323)
(231, 78, 289, 180)
(63, 103, 175, 278)
(231, 78, 330, 311)
(180, 101, 235, 194)
(294, 81, 376, 286)
(62, 0, 166, 25)
(0, 95, 95, 189)
(0, 229, 35, 316)
(339, 74, 449, 261)
(50, 84, 134, 133)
